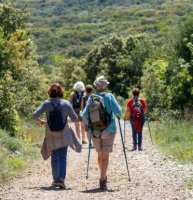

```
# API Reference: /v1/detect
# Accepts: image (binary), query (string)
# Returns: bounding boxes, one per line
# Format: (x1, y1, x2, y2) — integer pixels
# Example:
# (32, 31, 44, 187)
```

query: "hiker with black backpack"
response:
(124, 88, 147, 151)
(33, 83, 80, 189)
(82, 76, 122, 190)
(70, 81, 87, 144)
(81, 85, 94, 147)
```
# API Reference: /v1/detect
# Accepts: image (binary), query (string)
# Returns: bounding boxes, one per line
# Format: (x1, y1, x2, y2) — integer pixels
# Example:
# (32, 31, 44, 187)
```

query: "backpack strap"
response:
(133, 97, 138, 102)
(101, 92, 112, 124)
(100, 92, 107, 96)
(50, 99, 60, 110)
(133, 97, 143, 105)
(73, 91, 77, 99)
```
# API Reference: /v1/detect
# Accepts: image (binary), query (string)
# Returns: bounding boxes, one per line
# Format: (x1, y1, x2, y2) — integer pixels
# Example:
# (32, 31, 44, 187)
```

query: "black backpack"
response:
(47, 100, 66, 131)
(72, 91, 84, 109)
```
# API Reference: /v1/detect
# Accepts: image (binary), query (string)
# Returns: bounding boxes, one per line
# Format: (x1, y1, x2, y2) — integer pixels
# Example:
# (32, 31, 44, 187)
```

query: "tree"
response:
(142, 59, 167, 113)
(0, 3, 29, 37)
(0, 3, 48, 135)
(84, 34, 151, 98)
(165, 18, 193, 110)
(51, 58, 87, 94)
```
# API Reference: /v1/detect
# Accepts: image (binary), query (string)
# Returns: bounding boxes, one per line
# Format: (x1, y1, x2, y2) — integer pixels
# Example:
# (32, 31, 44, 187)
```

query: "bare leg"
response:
(87, 132, 92, 144)
(98, 152, 109, 180)
(81, 123, 86, 141)
(98, 152, 102, 172)
(100, 152, 109, 180)
(75, 122, 80, 139)
(87, 132, 90, 141)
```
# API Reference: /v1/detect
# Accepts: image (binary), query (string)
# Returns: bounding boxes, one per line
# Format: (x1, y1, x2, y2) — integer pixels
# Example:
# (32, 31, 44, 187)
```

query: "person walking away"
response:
(124, 88, 147, 151)
(81, 85, 94, 147)
(82, 76, 122, 190)
(70, 81, 86, 144)
(33, 83, 78, 188)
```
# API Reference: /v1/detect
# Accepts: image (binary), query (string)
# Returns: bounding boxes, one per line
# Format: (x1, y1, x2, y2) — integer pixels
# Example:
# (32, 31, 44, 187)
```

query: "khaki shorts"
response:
(92, 131, 115, 153)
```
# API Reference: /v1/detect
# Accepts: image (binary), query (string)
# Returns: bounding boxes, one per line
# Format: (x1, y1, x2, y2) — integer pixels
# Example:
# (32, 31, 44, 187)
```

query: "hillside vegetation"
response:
(10, 0, 193, 66)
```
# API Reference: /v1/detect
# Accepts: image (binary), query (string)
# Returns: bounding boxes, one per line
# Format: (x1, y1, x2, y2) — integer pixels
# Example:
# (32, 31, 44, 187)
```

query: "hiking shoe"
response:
(52, 178, 66, 189)
(82, 140, 87, 144)
(52, 179, 58, 187)
(99, 177, 107, 190)
(131, 146, 137, 151)
(138, 145, 143, 151)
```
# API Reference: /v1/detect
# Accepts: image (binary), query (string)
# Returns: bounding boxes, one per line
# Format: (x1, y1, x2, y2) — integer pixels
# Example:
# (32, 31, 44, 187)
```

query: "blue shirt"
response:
(82, 92, 122, 134)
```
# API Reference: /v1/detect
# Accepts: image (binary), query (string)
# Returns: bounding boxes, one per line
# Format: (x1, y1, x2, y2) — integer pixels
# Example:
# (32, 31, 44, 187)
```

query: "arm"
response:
(123, 99, 131, 120)
(82, 97, 91, 119)
(124, 108, 131, 120)
(144, 107, 147, 114)
(69, 93, 74, 105)
(33, 101, 47, 125)
(144, 101, 147, 114)
(110, 94, 122, 117)
(80, 96, 84, 111)
(67, 103, 78, 122)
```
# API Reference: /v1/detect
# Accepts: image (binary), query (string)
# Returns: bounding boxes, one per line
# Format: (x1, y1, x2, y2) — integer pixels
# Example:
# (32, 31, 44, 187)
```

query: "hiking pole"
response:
(117, 117, 131, 182)
(86, 134, 92, 179)
(146, 116, 153, 145)
(124, 119, 126, 143)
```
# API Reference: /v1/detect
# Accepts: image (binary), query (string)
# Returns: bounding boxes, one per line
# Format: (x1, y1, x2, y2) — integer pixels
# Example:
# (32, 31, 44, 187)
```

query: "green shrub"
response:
(0, 72, 21, 136)
(0, 129, 21, 152)
(0, 128, 40, 183)
(7, 157, 26, 171)
(6, 139, 21, 152)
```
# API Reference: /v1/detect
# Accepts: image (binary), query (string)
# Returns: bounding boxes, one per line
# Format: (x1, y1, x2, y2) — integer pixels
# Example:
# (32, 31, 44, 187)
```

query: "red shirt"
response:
(127, 98, 147, 111)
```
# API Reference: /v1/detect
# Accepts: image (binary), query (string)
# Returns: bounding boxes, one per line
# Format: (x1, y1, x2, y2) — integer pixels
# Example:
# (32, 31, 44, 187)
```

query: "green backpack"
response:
(88, 94, 111, 131)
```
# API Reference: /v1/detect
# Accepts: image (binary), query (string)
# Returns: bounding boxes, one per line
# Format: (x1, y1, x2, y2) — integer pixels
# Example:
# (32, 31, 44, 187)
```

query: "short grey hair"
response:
(73, 81, 85, 92)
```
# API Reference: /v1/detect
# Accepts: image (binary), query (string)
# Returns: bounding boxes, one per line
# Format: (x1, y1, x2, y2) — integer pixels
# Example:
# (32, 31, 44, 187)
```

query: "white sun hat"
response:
(93, 75, 109, 88)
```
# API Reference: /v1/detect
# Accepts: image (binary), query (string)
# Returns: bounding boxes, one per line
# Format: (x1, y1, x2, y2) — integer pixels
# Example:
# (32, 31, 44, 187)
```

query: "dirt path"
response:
(0, 121, 193, 200)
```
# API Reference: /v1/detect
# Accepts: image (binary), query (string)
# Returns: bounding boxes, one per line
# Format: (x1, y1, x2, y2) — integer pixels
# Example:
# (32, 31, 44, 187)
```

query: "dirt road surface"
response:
(0, 121, 192, 200)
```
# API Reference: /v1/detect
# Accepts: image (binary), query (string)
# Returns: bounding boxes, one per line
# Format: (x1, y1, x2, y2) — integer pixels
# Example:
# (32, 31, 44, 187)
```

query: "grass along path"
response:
(152, 120, 193, 163)
(0, 120, 192, 200)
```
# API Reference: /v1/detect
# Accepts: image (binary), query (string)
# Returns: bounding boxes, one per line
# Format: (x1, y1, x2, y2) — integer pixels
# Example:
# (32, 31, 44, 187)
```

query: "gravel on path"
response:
(0, 120, 192, 200)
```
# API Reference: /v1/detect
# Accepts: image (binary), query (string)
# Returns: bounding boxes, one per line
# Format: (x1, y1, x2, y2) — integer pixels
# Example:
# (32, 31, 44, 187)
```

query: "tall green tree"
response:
(0, 3, 48, 135)
(57, 58, 86, 91)
(84, 35, 151, 98)
(0, 3, 29, 36)
(165, 18, 193, 110)
(142, 59, 167, 113)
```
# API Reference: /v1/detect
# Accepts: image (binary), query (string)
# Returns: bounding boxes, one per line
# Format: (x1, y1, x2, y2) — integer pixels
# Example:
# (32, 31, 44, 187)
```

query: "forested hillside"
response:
(0, 0, 192, 128)
(9, 0, 193, 66)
